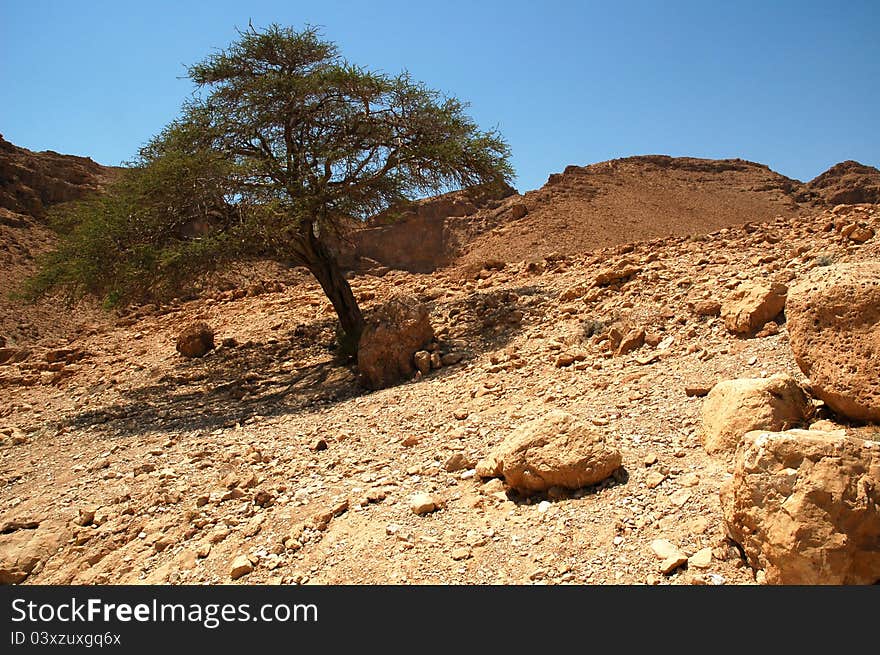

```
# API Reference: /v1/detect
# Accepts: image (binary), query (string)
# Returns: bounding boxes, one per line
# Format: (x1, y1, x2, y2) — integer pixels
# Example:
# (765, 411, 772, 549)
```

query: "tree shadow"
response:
(64, 317, 361, 438)
(60, 283, 547, 439)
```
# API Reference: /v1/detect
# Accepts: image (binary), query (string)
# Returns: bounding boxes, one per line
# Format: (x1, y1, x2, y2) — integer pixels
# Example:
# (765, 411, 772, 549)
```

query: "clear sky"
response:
(2, 0, 877, 192)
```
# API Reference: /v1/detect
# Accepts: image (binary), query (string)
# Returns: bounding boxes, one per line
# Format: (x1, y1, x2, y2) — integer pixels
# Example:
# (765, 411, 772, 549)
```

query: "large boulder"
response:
(786, 262, 880, 423)
(701, 375, 812, 454)
(476, 410, 621, 493)
(175, 322, 215, 358)
(720, 280, 787, 335)
(721, 429, 880, 585)
(357, 294, 434, 390)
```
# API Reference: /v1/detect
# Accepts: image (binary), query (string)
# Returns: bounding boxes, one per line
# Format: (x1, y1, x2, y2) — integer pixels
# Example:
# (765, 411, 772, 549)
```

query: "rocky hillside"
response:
(801, 160, 880, 206)
(0, 134, 114, 218)
(340, 154, 880, 274)
(0, 136, 118, 344)
(459, 156, 806, 268)
(1, 194, 877, 585)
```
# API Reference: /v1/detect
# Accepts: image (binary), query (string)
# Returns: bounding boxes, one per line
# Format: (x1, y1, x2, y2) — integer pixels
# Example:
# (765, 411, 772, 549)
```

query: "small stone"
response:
(643, 452, 658, 466)
(693, 300, 722, 317)
(441, 352, 464, 366)
(451, 547, 471, 561)
(651, 539, 687, 574)
(689, 547, 713, 569)
(669, 489, 692, 507)
(413, 350, 431, 375)
(409, 493, 437, 515)
(444, 452, 474, 473)
(555, 353, 576, 368)
(685, 384, 713, 397)
(453, 409, 469, 420)
(651, 538, 681, 559)
(229, 555, 254, 580)
(74, 508, 96, 527)
(310, 438, 328, 452)
(176, 322, 215, 358)
(645, 471, 666, 488)
(479, 479, 506, 495)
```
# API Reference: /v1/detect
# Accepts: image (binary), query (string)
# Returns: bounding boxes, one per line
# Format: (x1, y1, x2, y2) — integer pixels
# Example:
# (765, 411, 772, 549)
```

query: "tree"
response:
(27, 24, 513, 354)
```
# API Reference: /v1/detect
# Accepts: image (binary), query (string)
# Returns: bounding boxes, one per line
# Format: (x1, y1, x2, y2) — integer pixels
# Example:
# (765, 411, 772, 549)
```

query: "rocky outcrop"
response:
(701, 375, 812, 454)
(802, 160, 880, 206)
(357, 294, 434, 389)
(175, 322, 215, 358)
(476, 410, 621, 493)
(721, 429, 880, 585)
(0, 134, 113, 219)
(720, 280, 787, 335)
(786, 262, 880, 423)
(333, 184, 516, 273)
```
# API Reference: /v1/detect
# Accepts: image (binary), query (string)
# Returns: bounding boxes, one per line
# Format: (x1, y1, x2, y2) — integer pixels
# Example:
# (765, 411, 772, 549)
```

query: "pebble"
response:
(409, 493, 437, 515)
(451, 547, 471, 561)
(229, 555, 254, 580)
(650, 538, 688, 574)
(645, 471, 666, 489)
(689, 547, 713, 569)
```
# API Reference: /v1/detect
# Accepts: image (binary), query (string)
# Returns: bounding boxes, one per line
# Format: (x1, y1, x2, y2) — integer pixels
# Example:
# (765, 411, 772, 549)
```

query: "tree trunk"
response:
(298, 221, 365, 354)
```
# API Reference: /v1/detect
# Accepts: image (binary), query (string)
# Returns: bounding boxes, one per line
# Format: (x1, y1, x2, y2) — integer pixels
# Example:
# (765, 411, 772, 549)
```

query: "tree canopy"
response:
(27, 24, 514, 352)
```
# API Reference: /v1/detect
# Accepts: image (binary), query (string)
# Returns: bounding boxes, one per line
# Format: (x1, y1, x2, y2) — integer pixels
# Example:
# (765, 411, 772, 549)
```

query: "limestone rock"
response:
(786, 262, 880, 422)
(409, 493, 437, 515)
(616, 328, 645, 356)
(721, 429, 880, 584)
(475, 411, 621, 493)
(650, 539, 688, 574)
(0, 523, 66, 584)
(595, 261, 641, 286)
(701, 375, 811, 454)
(721, 281, 787, 335)
(0, 347, 30, 365)
(689, 547, 713, 569)
(358, 294, 434, 390)
(175, 322, 215, 358)
(693, 299, 722, 317)
(229, 554, 254, 580)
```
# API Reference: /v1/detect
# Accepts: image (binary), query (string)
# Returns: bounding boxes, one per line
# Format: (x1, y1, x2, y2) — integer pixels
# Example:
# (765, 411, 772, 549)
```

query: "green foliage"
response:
(25, 23, 514, 308)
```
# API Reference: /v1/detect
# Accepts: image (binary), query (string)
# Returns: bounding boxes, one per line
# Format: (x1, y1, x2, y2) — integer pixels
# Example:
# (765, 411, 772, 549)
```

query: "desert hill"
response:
(0, 193, 876, 585)
(801, 160, 880, 206)
(2, 135, 878, 345)
(0, 136, 118, 344)
(341, 154, 880, 274)
(455, 155, 872, 268)
(1, 136, 879, 586)
(0, 134, 114, 218)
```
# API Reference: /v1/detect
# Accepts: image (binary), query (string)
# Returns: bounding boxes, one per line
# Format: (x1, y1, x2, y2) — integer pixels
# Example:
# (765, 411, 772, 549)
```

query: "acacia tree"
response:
(29, 24, 512, 353)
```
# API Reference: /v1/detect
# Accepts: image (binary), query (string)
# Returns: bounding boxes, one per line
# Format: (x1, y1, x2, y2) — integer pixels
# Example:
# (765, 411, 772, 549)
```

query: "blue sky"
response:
(1, 0, 877, 192)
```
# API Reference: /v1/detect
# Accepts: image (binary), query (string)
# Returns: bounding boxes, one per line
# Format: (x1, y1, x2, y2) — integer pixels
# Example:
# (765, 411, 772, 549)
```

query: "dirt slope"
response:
(458, 156, 808, 268)
(0, 137, 118, 344)
(1, 197, 877, 585)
